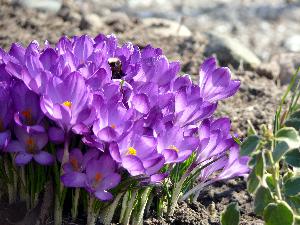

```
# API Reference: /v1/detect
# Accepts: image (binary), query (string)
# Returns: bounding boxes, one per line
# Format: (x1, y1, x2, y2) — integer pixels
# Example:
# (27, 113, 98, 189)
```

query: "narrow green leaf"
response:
(263, 201, 294, 225)
(247, 169, 260, 194)
(220, 202, 240, 225)
(240, 135, 260, 156)
(285, 149, 300, 167)
(284, 177, 300, 196)
(275, 127, 300, 149)
(254, 186, 273, 216)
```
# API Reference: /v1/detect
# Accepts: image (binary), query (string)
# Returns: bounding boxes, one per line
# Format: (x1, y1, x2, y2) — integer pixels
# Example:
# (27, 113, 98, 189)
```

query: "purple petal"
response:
(6, 140, 25, 153)
(94, 191, 113, 201)
(15, 152, 33, 165)
(61, 172, 86, 187)
(122, 155, 145, 176)
(34, 151, 54, 165)
(48, 127, 65, 144)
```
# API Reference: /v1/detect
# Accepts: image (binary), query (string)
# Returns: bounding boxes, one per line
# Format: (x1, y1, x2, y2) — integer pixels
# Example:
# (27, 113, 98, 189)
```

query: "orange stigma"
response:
(111, 124, 116, 129)
(95, 172, 103, 182)
(26, 138, 35, 153)
(21, 110, 33, 125)
(70, 158, 79, 170)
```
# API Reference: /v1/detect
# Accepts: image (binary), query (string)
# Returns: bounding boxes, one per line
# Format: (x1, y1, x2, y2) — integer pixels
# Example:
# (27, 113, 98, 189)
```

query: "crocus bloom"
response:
(157, 126, 199, 163)
(109, 131, 165, 182)
(61, 154, 121, 201)
(6, 126, 53, 165)
(40, 72, 95, 133)
(198, 57, 240, 102)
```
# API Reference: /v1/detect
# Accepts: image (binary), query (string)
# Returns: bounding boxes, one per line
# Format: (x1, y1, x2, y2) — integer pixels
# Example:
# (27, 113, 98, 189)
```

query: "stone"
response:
(284, 35, 300, 52)
(204, 32, 262, 69)
(18, 0, 62, 12)
(270, 53, 300, 85)
(256, 61, 280, 80)
(80, 13, 104, 30)
(141, 17, 192, 38)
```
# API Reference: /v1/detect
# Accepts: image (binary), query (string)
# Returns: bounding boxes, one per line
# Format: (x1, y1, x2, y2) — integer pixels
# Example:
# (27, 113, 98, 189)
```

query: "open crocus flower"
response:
(6, 126, 53, 165)
(198, 57, 240, 102)
(40, 72, 95, 133)
(12, 81, 45, 133)
(92, 101, 133, 143)
(61, 154, 121, 201)
(157, 126, 199, 163)
(109, 131, 165, 181)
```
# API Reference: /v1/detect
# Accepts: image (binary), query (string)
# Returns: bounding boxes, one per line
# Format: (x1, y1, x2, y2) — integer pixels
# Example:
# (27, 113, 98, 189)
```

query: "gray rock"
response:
(205, 32, 262, 69)
(284, 35, 300, 52)
(18, 0, 62, 12)
(80, 13, 104, 30)
(270, 53, 300, 85)
(141, 18, 192, 38)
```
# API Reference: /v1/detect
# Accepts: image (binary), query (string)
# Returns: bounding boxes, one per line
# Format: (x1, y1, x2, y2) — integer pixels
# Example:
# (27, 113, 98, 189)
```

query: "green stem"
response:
(132, 187, 152, 225)
(123, 189, 138, 225)
(101, 192, 123, 225)
(119, 191, 129, 223)
(87, 197, 97, 225)
(267, 151, 282, 201)
(168, 174, 187, 216)
(71, 188, 80, 220)
(54, 194, 63, 225)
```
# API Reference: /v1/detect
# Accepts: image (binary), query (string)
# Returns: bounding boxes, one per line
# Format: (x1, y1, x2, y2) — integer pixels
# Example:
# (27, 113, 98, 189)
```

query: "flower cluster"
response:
(0, 34, 249, 217)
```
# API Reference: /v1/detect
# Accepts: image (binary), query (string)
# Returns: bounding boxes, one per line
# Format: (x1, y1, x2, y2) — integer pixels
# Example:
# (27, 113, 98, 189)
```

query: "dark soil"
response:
(0, 0, 283, 224)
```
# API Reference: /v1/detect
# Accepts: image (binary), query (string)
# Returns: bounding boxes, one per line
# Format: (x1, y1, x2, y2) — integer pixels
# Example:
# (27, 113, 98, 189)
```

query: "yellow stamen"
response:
(111, 124, 116, 129)
(168, 145, 179, 152)
(63, 101, 72, 108)
(95, 172, 103, 182)
(127, 147, 137, 156)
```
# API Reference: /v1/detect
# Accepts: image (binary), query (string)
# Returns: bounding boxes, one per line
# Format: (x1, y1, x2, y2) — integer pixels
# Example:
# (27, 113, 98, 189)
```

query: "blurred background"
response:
(0, 0, 299, 136)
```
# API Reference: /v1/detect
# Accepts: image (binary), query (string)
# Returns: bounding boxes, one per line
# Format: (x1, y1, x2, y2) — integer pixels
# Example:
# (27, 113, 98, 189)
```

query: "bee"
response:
(108, 57, 125, 79)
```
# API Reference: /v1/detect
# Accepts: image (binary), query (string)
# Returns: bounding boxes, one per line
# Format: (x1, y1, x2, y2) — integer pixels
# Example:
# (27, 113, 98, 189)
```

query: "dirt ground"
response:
(0, 0, 286, 224)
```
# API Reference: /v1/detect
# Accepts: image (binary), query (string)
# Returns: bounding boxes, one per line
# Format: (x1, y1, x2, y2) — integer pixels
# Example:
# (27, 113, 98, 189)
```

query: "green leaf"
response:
(220, 202, 240, 225)
(240, 135, 260, 156)
(263, 201, 294, 225)
(285, 149, 300, 167)
(294, 216, 300, 225)
(290, 110, 300, 119)
(286, 195, 300, 214)
(285, 118, 300, 130)
(255, 152, 265, 180)
(266, 174, 275, 191)
(254, 186, 274, 216)
(273, 141, 290, 163)
(284, 177, 300, 196)
(247, 169, 260, 194)
(275, 127, 300, 149)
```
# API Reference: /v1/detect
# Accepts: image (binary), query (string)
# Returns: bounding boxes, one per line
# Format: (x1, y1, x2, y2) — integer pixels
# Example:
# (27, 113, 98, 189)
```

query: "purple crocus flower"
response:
(157, 126, 199, 163)
(61, 154, 121, 201)
(198, 57, 240, 102)
(6, 126, 53, 165)
(12, 81, 45, 133)
(109, 131, 165, 182)
(40, 72, 95, 133)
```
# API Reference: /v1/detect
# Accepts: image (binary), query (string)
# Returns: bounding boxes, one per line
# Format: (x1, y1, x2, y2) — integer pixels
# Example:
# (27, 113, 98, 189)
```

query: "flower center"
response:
(95, 172, 103, 182)
(168, 145, 179, 152)
(21, 110, 34, 125)
(127, 147, 137, 156)
(70, 158, 79, 171)
(63, 101, 72, 108)
(111, 124, 116, 129)
(26, 137, 36, 154)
